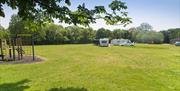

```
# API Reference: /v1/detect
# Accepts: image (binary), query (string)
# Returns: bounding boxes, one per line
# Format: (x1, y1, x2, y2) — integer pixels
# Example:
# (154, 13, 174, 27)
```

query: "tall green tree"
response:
(160, 28, 180, 43)
(136, 31, 164, 44)
(160, 30, 170, 43)
(168, 28, 180, 39)
(96, 28, 112, 39)
(8, 15, 24, 35)
(80, 28, 96, 43)
(137, 23, 153, 31)
(8, 14, 46, 43)
(8, 14, 42, 34)
(128, 27, 140, 41)
(112, 29, 131, 39)
(65, 26, 84, 43)
(0, 24, 8, 39)
(41, 24, 64, 44)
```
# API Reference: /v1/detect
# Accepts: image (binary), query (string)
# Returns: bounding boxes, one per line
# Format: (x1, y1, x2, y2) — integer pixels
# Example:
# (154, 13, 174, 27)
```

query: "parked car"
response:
(120, 40, 134, 46)
(175, 41, 180, 46)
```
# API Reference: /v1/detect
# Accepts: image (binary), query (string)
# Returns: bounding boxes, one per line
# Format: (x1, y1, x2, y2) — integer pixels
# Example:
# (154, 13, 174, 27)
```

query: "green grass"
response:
(0, 44, 180, 91)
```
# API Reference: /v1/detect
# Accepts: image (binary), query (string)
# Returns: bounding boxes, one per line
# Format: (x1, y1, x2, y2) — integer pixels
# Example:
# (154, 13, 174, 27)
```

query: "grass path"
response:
(0, 44, 180, 91)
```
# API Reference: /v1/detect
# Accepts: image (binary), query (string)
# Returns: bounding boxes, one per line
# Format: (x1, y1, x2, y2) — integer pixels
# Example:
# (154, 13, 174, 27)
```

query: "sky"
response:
(0, 0, 180, 31)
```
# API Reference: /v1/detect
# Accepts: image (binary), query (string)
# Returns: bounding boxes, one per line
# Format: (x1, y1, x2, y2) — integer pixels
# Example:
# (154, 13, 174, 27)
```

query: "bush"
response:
(136, 31, 164, 44)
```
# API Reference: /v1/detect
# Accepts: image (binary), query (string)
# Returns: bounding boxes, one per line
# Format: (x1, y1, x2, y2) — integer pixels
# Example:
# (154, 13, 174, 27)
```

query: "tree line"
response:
(0, 15, 179, 44)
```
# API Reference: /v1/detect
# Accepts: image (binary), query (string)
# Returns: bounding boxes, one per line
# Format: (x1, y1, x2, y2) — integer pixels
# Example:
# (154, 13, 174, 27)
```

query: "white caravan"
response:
(111, 39, 134, 46)
(99, 38, 109, 47)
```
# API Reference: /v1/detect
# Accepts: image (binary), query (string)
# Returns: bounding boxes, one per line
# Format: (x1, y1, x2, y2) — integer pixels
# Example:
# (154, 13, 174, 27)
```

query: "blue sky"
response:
(0, 0, 180, 31)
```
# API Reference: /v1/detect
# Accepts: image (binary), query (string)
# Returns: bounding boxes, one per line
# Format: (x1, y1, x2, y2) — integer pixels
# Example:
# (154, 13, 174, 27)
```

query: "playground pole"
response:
(19, 38, 23, 60)
(8, 38, 12, 58)
(0, 39, 4, 60)
(32, 36, 35, 61)
(17, 38, 20, 60)
(12, 39, 16, 61)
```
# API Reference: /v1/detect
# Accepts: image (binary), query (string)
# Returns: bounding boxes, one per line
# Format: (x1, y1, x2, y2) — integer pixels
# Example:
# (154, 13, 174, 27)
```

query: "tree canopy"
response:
(0, 0, 132, 26)
(137, 23, 153, 31)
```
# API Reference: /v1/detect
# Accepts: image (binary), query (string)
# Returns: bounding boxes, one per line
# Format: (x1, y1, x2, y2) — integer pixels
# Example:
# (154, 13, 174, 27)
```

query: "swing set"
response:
(0, 34, 35, 61)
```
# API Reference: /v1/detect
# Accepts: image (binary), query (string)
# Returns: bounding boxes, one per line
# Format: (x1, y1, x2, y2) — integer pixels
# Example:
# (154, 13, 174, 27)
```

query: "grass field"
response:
(0, 44, 180, 91)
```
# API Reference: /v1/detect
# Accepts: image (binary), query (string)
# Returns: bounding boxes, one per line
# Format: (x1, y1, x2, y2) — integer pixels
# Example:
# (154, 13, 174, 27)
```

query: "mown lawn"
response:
(0, 44, 180, 91)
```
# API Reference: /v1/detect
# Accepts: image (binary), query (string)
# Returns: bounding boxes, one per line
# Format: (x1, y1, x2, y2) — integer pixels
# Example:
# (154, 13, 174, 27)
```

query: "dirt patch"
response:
(0, 56, 46, 64)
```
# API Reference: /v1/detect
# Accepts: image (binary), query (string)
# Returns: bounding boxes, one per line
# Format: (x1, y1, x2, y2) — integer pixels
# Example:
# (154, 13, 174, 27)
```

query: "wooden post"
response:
(9, 48, 12, 58)
(12, 39, 16, 61)
(9, 38, 12, 59)
(17, 38, 20, 60)
(0, 39, 4, 60)
(20, 38, 23, 60)
(32, 36, 35, 61)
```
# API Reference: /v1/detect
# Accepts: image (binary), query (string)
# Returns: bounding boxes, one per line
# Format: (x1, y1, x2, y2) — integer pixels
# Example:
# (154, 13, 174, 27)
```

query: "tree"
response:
(0, 0, 131, 26)
(96, 28, 112, 39)
(128, 27, 140, 41)
(80, 28, 96, 43)
(112, 29, 130, 39)
(168, 28, 180, 40)
(8, 14, 24, 35)
(8, 14, 46, 43)
(42, 24, 64, 44)
(160, 28, 180, 43)
(136, 31, 164, 44)
(65, 26, 84, 43)
(9, 14, 43, 34)
(0, 25, 9, 39)
(137, 23, 153, 31)
(160, 30, 170, 43)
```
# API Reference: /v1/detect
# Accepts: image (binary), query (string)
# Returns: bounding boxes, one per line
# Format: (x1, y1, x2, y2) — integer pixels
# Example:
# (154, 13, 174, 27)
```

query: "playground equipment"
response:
(0, 34, 35, 61)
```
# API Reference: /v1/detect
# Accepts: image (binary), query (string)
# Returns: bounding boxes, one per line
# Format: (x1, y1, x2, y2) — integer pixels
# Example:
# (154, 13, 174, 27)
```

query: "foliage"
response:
(65, 26, 84, 43)
(127, 23, 164, 44)
(0, 25, 9, 39)
(96, 28, 112, 39)
(64, 26, 96, 44)
(6, 15, 178, 44)
(168, 28, 180, 39)
(41, 24, 64, 44)
(8, 14, 46, 42)
(137, 23, 153, 31)
(160, 31, 170, 43)
(79, 27, 96, 43)
(160, 28, 180, 43)
(112, 29, 131, 39)
(0, 0, 131, 26)
(136, 31, 164, 44)
(128, 27, 140, 41)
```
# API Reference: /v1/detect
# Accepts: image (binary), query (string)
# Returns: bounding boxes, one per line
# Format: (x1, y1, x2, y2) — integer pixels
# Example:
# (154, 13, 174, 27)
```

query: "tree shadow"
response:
(0, 79, 30, 91)
(49, 87, 88, 91)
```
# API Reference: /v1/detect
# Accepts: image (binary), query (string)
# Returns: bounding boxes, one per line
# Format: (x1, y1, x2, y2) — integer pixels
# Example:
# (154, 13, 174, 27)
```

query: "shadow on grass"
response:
(0, 79, 30, 91)
(49, 87, 88, 91)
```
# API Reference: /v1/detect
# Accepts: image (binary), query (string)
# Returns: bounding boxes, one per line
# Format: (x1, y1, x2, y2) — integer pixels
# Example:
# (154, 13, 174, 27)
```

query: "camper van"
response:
(175, 41, 180, 46)
(111, 39, 134, 46)
(99, 38, 109, 47)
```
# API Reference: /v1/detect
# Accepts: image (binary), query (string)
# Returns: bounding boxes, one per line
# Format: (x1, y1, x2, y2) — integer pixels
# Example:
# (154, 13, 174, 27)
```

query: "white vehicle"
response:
(111, 39, 122, 46)
(175, 41, 180, 46)
(99, 38, 109, 47)
(111, 39, 134, 46)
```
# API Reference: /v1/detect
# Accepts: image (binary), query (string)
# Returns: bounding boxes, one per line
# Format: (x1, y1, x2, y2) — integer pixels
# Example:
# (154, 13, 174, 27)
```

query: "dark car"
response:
(175, 42, 180, 46)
